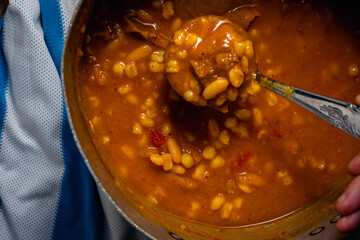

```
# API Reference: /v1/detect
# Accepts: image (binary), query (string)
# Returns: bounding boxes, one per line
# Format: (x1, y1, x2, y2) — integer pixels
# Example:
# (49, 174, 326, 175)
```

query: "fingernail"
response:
(340, 216, 348, 223)
(338, 193, 347, 203)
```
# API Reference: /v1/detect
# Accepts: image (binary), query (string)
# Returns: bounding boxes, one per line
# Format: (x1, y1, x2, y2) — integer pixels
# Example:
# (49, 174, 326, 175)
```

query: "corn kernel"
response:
(125, 62, 138, 78)
(233, 198, 244, 209)
(221, 202, 234, 219)
(238, 184, 253, 194)
(257, 130, 268, 139)
(231, 123, 249, 138)
(88, 96, 100, 107)
(210, 194, 225, 210)
(150, 154, 164, 166)
(229, 67, 244, 88)
(349, 64, 359, 77)
(208, 119, 220, 140)
(167, 138, 181, 164)
(235, 42, 246, 56)
(172, 165, 186, 174)
(181, 153, 194, 168)
(161, 122, 172, 135)
(210, 156, 225, 169)
(140, 113, 154, 127)
(166, 60, 180, 73)
(118, 84, 132, 95)
(151, 50, 165, 63)
(121, 145, 135, 159)
(225, 117, 237, 129)
(132, 123, 143, 135)
(149, 61, 165, 73)
(113, 61, 126, 77)
(102, 136, 110, 145)
(253, 108, 263, 127)
(266, 92, 278, 106)
(245, 40, 254, 59)
(162, 1, 175, 20)
(184, 90, 196, 102)
(235, 109, 252, 120)
(126, 45, 153, 62)
(277, 170, 288, 177)
(191, 201, 200, 211)
(177, 50, 187, 59)
(162, 153, 173, 171)
(219, 130, 230, 145)
(202, 146, 216, 160)
(171, 18, 182, 32)
(192, 164, 206, 180)
(126, 94, 139, 105)
(247, 83, 261, 95)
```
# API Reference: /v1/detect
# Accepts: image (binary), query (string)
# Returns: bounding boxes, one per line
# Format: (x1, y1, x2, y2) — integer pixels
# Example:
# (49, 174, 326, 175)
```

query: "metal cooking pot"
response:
(61, 0, 354, 239)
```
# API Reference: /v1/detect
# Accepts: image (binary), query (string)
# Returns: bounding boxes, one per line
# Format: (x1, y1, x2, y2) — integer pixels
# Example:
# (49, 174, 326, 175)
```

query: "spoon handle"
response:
(256, 72, 360, 140)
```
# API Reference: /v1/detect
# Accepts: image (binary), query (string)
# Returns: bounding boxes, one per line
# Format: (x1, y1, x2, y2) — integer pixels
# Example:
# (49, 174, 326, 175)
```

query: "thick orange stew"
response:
(79, 0, 360, 226)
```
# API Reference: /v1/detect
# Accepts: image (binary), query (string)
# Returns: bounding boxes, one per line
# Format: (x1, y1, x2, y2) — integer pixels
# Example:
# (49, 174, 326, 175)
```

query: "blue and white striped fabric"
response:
(0, 1, 149, 239)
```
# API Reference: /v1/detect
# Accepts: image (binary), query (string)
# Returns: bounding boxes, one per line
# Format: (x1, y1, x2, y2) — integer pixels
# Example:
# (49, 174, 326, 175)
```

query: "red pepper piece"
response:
(230, 152, 251, 172)
(150, 129, 168, 147)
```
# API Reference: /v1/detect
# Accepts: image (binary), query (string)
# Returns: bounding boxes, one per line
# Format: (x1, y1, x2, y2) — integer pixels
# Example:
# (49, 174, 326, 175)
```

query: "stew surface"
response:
(79, 0, 360, 226)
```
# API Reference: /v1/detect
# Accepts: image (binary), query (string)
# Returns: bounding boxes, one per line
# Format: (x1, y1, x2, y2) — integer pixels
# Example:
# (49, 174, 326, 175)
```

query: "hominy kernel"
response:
(191, 201, 200, 211)
(132, 123, 143, 135)
(162, 153, 173, 171)
(225, 117, 237, 129)
(219, 130, 230, 145)
(189, 79, 201, 94)
(235, 109, 252, 120)
(161, 122, 172, 135)
(173, 30, 185, 45)
(145, 108, 157, 118)
(126, 94, 139, 105)
(140, 113, 154, 127)
(349, 64, 359, 77)
(88, 96, 100, 107)
(266, 92, 278, 106)
(233, 198, 244, 209)
(241, 56, 249, 73)
(125, 62, 138, 78)
(121, 145, 135, 159)
(149, 62, 165, 73)
(126, 45, 153, 62)
(221, 202, 234, 219)
(253, 108, 263, 127)
(185, 33, 201, 46)
(102, 136, 110, 145)
(202, 146, 216, 160)
(231, 123, 249, 138)
(184, 91, 196, 101)
(150, 154, 164, 166)
(257, 129, 268, 139)
(202, 79, 229, 100)
(210, 194, 225, 210)
(227, 87, 239, 101)
(235, 42, 246, 56)
(166, 60, 180, 73)
(208, 119, 220, 140)
(167, 138, 182, 164)
(238, 184, 253, 194)
(213, 140, 224, 150)
(245, 40, 254, 59)
(162, 1, 175, 19)
(118, 84, 132, 95)
(210, 156, 225, 169)
(229, 67, 244, 88)
(181, 153, 194, 168)
(172, 165, 186, 174)
(171, 18, 182, 32)
(145, 97, 154, 107)
(277, 170, 288, 177)
(192, 164, 206, 180)
(151, 50, 165, 63)
(247, 83, 261, 95)
(113, 62, 126, 77)
(177, 50, 187, 59)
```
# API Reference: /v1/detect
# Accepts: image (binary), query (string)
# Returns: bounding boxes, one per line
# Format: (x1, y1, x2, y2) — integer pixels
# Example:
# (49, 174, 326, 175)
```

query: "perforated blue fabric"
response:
(0, 1, 148, 239)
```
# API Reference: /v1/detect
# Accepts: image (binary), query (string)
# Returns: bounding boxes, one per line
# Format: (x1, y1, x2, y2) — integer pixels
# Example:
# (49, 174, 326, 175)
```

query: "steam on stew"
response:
(79, 0, 360, 226)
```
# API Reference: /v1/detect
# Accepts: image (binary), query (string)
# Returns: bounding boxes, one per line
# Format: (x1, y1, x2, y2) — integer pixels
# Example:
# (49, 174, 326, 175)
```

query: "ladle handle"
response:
(256, 72, 360, 140)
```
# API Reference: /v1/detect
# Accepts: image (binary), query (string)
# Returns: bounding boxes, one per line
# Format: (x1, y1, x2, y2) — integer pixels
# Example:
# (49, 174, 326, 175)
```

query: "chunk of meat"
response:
(225, 6, 260, 30)
(125, 17, 170, 48)
(190, 59, 216, 78)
